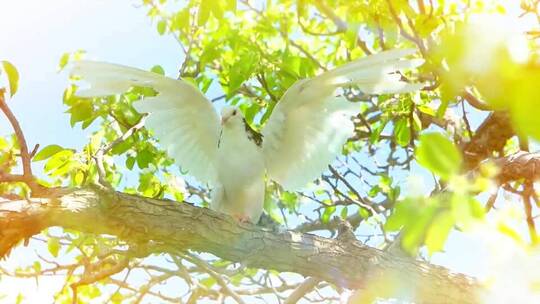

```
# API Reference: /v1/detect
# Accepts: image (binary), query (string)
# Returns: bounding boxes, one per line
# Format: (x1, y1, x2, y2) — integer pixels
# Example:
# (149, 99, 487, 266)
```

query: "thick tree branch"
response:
(462, 112, 514, 170)
(0, 187, 482, 303)
(493, 151, 540, 184)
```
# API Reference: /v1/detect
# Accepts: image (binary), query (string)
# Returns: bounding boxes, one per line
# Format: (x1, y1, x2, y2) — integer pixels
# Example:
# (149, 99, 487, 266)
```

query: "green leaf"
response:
(210, 2, 224, 20)
(44, 150, 74, 172)
(359, 207, 371, 219)
(136, 148, 153, 169)
(33, 145, 66, 161)
(111, 138, 133, 155)
(198, 0, 211, 26)
(228, 51, 258, 96)
(369, 119, 388, 144)
(126, 156, 136, 170)
(171, 9, 190, 31)
(200, 276, 216, 288)
(425, 211, 454, 254)
(340, 206, 348, 219)
(110, 292, 124, 304)
(225, 0, 236, 11)
(15, 293, 24, 304)
(321, 206, 336, 223)
(401, 201, 439, 254)
(417, 104, 436, 116)
(58, 53, 70, 71)
(47, 237, 60, 257)
(509, 75, 540, 140)
(415, 133, 462, 180)
(151, 65, 165, 75)
(394, 118, 410, 147)
(2, 60, 19, 97)
(157, 19, 167, 35)
(69, 100, 94, 126)
(239, 102, 260, 125)
(385, 199, 414, 231)
(33, 261, 42, 273)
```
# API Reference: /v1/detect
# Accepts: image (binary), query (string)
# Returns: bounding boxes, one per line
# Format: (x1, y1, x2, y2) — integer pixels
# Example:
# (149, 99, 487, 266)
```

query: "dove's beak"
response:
(221, 113, 234, 125)
(220, 116, 228, 125)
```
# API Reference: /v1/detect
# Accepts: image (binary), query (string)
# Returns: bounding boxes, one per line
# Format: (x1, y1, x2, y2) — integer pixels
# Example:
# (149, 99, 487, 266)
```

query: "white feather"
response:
(71, 49, 422, 222)
(263, 49, 424, 190)
(71, 61, 220, 185)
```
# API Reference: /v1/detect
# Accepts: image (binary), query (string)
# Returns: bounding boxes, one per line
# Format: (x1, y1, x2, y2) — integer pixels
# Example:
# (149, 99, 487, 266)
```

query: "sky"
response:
(0, 0, 535, 303)
(0, 0, 182, 302)
(0, 0, 181, 151)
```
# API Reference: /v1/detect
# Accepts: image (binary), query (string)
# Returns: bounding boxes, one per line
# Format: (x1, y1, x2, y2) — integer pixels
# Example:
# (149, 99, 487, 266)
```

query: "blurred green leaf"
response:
(47, 237, 60, 257)
(157, 19, 167, 35)
(58, 53, 70, 71)
(151, 65, 165, 75)
(198, 0, 211, 26)
(415, 133, 462, 180)
(425, 211, 454, 254)
(1, 60, 19, 97)
(171, 9, 190, 31)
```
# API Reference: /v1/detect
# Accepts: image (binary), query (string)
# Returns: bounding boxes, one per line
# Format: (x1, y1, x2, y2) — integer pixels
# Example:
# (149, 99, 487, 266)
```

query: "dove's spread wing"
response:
(262, 49, 424, 190)
(72, 61, 220, 184)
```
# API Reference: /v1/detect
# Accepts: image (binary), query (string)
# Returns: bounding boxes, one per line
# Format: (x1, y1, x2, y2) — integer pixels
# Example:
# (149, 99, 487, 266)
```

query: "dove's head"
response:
(220, 106, 242, 126)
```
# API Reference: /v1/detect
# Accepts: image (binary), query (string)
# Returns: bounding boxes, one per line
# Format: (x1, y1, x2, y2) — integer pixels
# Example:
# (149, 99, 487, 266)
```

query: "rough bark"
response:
(0, 186, 481, 304)
(494, 151, 540, 184)
(462, 112, 514, 170)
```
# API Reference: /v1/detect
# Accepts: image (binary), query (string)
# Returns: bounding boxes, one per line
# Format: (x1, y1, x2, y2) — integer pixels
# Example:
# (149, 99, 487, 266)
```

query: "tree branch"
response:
(462, 112, 514, 170)
(0, 186, 482, 303)
(283, 277, 320, 304)
(0, 91, 51, 195)
(493, 151, 540, 184)
(0, 90, 32, 177)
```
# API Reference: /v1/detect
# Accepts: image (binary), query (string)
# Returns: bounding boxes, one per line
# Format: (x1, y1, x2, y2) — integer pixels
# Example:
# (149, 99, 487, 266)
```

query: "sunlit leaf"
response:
(47, 237, 60, 257)
(425, 211, 454, 254)
(394, 118, 410, 147)
(33, 144, 66, 161)
(151, 65, 165, 75)
(415, 133, 462, 180)
(1, 60, 19, 97)
(157, 19, 167, 35)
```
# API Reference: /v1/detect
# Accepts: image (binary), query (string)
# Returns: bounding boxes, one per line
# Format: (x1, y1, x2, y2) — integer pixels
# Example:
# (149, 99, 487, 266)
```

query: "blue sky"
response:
(0, 0, 181, 149)
(0, 0, 525, 302)
(0, 0, 185, 301)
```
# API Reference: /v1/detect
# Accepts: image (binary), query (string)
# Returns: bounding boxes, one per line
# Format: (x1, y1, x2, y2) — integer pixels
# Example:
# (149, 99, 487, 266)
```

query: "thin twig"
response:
(0, 90, 49, 194)
(283, 277, 321, 304)
(0, 89, 32, 177)
(94, 115, 147, 188)
(182, 253, 247, 304)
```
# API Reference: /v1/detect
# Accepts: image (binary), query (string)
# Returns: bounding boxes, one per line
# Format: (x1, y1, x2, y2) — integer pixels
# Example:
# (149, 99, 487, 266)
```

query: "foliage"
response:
(1, 0, 539, 303)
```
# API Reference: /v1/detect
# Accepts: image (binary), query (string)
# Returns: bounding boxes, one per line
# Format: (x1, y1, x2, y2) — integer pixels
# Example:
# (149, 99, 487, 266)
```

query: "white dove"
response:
(72, 48, 423, 223)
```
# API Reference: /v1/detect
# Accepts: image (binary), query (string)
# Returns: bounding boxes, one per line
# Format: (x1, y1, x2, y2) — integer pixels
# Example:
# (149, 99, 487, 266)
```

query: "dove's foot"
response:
(233, 214, 252, 224)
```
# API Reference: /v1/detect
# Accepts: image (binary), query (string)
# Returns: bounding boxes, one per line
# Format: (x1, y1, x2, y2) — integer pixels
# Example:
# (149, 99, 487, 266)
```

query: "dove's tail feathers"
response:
(319, 48, 425, 94)
(71, 61, 165, 97)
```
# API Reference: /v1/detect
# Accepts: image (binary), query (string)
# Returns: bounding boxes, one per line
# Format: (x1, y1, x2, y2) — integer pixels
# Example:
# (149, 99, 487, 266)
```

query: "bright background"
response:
(0, 0, 528, 303)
